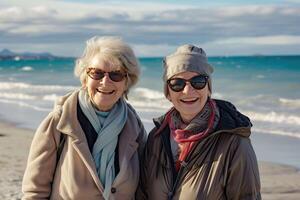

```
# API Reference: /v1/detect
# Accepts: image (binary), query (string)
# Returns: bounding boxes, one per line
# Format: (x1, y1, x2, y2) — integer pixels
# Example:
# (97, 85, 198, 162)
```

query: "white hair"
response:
(74, 36, 140, 98)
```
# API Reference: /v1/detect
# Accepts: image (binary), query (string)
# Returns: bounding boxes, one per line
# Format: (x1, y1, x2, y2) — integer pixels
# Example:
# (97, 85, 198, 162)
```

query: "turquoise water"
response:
(0, 56, 300, 139)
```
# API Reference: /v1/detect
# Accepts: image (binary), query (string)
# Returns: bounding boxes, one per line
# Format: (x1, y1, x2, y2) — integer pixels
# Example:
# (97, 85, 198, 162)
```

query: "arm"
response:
(22, 111, 61, 200)
(225, 136, 261, 200)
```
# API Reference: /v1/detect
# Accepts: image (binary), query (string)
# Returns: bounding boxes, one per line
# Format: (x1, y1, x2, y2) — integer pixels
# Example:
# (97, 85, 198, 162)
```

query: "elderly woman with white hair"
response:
(22, 36, 147, 200)
(138, 45, 261, 199)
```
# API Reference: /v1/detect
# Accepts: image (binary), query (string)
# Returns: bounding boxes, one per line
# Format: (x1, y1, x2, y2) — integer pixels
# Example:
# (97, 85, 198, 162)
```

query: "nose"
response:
(182, 82, 194, 94)
(100, 73, 112, 84)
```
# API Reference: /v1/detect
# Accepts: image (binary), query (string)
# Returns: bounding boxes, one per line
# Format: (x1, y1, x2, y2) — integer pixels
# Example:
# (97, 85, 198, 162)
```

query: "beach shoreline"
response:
(0, 121, 300, 199)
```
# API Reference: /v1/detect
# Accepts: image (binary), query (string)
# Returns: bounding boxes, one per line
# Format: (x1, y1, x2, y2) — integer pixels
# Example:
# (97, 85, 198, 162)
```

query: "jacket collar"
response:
(153, 99, 252, 137)
(56, 90, 84, 139)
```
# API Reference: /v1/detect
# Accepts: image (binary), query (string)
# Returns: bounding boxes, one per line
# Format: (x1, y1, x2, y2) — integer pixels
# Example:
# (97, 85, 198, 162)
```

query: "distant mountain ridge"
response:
(0, 49, 62, 60)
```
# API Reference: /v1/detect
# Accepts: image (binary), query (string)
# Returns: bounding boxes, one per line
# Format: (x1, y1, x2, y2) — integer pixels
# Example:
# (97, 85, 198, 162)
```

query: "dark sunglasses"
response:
(167, 75, 208, 92)
(86, 68, 127, 82)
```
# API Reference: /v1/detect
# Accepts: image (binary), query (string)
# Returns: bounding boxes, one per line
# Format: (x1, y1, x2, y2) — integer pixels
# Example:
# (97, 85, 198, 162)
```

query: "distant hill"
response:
(0, 49, 63, 60)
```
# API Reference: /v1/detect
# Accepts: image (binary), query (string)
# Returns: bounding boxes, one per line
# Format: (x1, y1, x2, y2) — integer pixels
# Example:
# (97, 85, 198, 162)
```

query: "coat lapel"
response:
(72, 139, 104, 192)
(56, 91, 104, 192)
(113, 112, 139, 186)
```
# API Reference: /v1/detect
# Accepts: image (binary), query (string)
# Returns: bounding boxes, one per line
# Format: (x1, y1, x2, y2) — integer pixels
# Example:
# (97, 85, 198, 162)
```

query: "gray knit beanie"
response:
(163, 44, 214, 97)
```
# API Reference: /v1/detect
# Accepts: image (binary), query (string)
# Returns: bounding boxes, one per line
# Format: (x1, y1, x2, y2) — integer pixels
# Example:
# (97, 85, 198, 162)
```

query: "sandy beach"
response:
(1, 122, 300, 200)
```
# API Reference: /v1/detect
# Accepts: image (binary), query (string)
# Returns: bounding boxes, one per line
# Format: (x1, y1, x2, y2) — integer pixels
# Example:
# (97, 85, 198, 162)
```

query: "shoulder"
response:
(125, 102, 147, 140)
(147, 123, 169, 147)
(126, 102, 139, 118)
(38, 90, 78, 133)
(218, 131, 253, 150)
(220, 132, 257, 163)
(213, 99, 252, 136)
(54, 90, 78, 112)
(147, 127, 158, 142)
(125, 102, 148, 152)
(126, 102, 143, 128)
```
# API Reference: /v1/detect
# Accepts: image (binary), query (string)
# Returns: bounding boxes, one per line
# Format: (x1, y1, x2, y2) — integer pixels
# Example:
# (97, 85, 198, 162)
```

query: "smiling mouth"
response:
(96, 89, 115, 95)
(180, 98, 199, 104)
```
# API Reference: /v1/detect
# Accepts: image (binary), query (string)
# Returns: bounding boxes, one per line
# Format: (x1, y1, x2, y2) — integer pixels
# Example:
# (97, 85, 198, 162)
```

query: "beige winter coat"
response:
(22, 90, 147, 200)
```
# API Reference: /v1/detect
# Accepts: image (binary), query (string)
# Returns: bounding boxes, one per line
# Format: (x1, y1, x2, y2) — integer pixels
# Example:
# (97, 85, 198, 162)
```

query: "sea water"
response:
(1, 56, 300, 167)
(1, 56, 299, 137)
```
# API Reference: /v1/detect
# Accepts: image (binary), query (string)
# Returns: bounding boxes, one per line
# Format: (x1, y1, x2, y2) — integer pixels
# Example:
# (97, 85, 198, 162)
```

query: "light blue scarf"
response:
(78, 89, 128, 199)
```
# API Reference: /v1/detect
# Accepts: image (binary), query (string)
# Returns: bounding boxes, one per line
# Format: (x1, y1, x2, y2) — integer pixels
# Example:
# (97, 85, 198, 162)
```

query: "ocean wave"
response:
(42, 94, 59, 101)
(0, 92, 36, 100)
(245, 111, 300, 126)
(236, 95, 300, 109)
(0, 92, 69, 102)
(240, 94, 276, 103)
(129, 99, 171, 110)
(132, 87, 165, 100)
(253, 128, 300, 139)
(279, 98, 300, 108)
(134, 106, 170, 113)
(0, 99, 50, 112)
(21, 66, 33, 71)
(0, 81, 77, 91)
(0, 82, 29, 90)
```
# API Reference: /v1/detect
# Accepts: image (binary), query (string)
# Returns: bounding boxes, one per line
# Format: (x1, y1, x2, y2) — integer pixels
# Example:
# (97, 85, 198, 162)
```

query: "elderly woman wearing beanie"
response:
(138, 45, 261, 200)
(22, 36, 147, 200)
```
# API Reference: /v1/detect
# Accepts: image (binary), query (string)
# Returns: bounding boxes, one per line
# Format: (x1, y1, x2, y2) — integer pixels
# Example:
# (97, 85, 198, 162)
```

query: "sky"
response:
(1, 0, 300, 57)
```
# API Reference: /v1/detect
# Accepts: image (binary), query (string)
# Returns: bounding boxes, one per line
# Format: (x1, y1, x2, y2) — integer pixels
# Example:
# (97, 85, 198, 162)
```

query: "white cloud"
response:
(217, 5, 277, 17)
(0, 6, 58, 23)
(7, 25, 72, 35)
(211, 35, 300, 45)
(0, 2, 300, 56)
(137, 25, 189, 33)
(132, 44, 177, 57)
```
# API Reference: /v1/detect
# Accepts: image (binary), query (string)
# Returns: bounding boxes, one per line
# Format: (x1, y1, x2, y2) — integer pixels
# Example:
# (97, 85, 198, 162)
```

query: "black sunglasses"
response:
(167, 75, 208, 92)
(86, 68, 127, 82)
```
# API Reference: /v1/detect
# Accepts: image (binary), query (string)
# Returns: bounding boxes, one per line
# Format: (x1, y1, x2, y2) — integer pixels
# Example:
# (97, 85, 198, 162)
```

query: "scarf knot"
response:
(165, 98, 219, 171)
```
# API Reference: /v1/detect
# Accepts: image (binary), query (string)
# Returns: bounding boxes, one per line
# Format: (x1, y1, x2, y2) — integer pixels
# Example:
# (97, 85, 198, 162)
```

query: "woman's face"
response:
(85, 57, 127, 111)
(167, 71, 210, 123)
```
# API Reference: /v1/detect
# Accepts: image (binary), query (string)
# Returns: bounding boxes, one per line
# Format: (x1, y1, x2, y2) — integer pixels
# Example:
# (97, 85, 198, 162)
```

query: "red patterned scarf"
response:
(157, 99, 219, 171)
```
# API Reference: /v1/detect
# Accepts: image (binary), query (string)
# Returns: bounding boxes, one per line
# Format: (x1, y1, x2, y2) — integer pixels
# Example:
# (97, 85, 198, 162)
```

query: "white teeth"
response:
(181, 98, 198, 102)
(96, 89, 114, 94)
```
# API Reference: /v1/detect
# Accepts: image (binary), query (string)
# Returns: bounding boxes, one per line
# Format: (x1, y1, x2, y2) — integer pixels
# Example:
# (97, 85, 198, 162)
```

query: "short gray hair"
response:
(74, 36, 140, 98)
